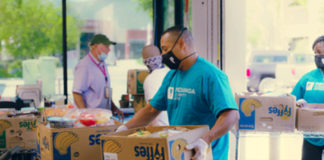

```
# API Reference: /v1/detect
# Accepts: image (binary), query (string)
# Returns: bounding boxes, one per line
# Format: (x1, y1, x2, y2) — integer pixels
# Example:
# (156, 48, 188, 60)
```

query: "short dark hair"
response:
(161, 26, 187, 37)
(312, 35, 324, 50)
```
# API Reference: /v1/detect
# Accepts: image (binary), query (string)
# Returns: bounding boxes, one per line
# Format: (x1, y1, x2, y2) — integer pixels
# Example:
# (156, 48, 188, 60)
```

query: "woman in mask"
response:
(291, 35, 324, 160)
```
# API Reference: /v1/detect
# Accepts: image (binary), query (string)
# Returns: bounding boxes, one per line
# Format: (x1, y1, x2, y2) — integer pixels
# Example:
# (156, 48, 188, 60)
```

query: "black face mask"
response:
(315, 55, 324, 70)
(162, 51, 196, 69)
(162, 28, 195, 69)
(162, 51, 181, 69)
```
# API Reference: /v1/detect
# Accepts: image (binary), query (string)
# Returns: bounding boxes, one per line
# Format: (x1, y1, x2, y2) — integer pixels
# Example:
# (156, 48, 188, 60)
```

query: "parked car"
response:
(246, 50, 290, 92)
(275, 53, 315, 90)
(246, 50, 316, 92)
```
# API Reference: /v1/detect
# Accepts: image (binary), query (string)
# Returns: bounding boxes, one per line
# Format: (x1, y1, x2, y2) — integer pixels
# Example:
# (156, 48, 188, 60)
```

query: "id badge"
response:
(105, 87, 111, 99)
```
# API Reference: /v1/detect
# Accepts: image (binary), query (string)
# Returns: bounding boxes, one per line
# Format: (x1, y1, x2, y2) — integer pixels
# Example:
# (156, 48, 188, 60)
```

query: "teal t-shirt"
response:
(291, 68, 324, 146)
(150, 57, 238, 160)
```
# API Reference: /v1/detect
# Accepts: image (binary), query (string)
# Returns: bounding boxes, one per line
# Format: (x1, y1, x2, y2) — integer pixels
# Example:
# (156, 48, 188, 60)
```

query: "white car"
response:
(275, 53, 315, 91)
(246, 51, 290, 92)
(246, 51, 315, 92)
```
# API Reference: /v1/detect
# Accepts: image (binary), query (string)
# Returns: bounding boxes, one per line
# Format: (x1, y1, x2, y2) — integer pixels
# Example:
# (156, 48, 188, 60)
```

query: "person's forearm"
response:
(125, 103, 160, 129)
(202, 109, 239, 144)
(111, 101, 117, 111)
(73, 92, 86, 109)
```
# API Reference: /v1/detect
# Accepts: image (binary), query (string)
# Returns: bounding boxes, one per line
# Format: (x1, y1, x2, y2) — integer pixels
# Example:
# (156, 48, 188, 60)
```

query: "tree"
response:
(133, 0, 153, 18)
(0, 0, 80, 59)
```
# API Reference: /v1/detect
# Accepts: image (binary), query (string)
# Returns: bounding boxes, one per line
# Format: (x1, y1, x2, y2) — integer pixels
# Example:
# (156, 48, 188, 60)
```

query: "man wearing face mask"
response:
(292, 35, 324, 160)
(73, 34, 124, 120)
(116, 26, 239, 160)
(142, 44, 169, 126)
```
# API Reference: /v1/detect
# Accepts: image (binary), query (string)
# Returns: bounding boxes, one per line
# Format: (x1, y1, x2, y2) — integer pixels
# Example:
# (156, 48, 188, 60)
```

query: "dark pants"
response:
(302, 139, 324, 160)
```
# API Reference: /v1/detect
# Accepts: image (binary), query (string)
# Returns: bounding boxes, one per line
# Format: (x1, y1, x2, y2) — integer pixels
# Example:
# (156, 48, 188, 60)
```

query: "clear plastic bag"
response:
(63, 108, 114, 127)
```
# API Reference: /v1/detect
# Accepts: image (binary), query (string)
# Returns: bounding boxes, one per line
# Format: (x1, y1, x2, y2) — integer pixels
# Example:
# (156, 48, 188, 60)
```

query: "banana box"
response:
(297, 103, 324, 132)
(132, 95, 147, 113)
(100, 125, 213, 160)
(127, 69, 149, 95)
(235, 93, 296, 132)
(0, 116, 37, 150)
(37, 123, 119, 160)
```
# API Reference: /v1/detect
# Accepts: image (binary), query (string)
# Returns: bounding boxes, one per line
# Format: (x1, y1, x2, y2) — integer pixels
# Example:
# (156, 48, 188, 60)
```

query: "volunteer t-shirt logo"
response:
(314, 82, 324, 90)
(170, 57, 175, 64)
(168, 87, 174, 99)
(306, 82, 315, 91)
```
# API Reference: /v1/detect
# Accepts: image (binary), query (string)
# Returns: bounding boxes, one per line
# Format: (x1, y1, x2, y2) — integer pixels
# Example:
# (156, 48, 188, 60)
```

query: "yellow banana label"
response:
(241, 98, 262, 117)
(103, 139, 121, 153)
(54, 131, 78, 155)
(170, 139, 187, 160)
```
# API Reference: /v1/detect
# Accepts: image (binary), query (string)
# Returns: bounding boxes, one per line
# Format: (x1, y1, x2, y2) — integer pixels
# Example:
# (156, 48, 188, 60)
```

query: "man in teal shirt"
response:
(117, 26, 239, 160)
(292, 35, 324, 160)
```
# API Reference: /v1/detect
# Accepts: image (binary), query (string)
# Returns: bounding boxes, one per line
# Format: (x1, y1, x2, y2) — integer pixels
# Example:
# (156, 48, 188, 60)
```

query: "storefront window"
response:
(245, 0, 323, 93)
(0, 0, 67, 100)
(225, 0, 324, 159)
(67, 0, 151, 104)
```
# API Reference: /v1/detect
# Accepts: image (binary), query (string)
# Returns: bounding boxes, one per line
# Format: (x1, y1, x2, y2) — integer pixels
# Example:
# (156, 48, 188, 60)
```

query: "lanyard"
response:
(88, 54, 108, 83)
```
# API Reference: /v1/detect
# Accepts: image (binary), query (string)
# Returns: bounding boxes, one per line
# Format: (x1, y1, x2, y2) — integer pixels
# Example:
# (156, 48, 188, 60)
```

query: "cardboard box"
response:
(100, 125, 213, 160)
(235, 93, 296, 132)
(0, 116, 38, 150)
(127, 69, 149, 95)
(37, 123, 119, 160)
(297, 104, 324, 132)
(132, 95, 147, 113)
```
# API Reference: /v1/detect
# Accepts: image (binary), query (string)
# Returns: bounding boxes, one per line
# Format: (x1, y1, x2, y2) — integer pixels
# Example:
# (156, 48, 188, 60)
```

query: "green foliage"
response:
(0, 0, 81, 78)
(7, 60, 22, 77)
(0, 0, 80, 59)
(289, 0, 307, 6)
(133, 0, 153, 18)
(248, 28, 262, 47)
(274, 0, 281, 11)
(0, 68, 10, 78)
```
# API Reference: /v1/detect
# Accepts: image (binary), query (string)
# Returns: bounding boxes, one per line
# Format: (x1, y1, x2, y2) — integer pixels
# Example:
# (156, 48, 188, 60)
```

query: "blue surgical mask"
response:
(98, 52, 107, 61)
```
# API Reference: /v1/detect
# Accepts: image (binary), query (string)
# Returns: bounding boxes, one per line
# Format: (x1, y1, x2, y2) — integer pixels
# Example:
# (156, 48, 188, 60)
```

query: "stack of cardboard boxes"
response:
(2, 90, 324, 160)
(100, 125, 213, 160)
(127, 69, 149, 112)
(0, 111, 216, 160)
(0, 116, 38, 151)
(296, 103, 324, 132)
(236, 92, 324, 134)
(235, 93, 296, 132)
(37, 123, 119, 160)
